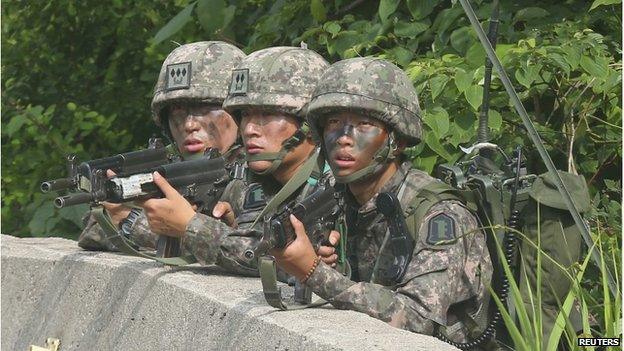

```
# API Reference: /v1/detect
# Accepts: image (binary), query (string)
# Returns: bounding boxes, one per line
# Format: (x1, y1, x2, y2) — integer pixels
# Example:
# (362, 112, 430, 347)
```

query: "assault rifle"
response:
(42, 142, 237, 260)
(41, 137, 172, 196)
(51, 151, 228, 212)
(256, 185, 341, 305)
(255, 185, 340, 255)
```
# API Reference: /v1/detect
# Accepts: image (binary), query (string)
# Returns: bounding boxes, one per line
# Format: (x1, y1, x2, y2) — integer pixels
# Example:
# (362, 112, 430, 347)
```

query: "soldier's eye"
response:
(326, 118, 340, 126)
(170, 109, 188, 123)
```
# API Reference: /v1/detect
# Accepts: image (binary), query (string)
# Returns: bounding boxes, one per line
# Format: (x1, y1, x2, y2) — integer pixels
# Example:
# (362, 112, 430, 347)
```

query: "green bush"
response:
(2, 1, 197, 237)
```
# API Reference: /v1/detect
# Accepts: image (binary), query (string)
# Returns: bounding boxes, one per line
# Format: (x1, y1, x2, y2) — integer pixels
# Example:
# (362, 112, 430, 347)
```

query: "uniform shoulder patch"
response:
(165, 62, 191, 91)
(243, 183, 266, 210)
(230, 68, 249, 96)
(426, 213, 456, 245)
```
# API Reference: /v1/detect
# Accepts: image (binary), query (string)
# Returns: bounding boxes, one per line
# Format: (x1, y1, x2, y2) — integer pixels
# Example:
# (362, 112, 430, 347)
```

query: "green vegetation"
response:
(2, 1, 621, 347)
(490, 221, 621, 350)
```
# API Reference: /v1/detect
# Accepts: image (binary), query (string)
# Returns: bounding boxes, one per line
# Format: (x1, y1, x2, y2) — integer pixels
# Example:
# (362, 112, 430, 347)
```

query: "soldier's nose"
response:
(184, 116, 200, 133)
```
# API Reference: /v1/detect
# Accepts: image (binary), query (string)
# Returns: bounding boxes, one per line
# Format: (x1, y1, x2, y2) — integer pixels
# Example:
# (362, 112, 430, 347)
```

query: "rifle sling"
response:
(257, 149, 328, 310)
(92, 206, 197, 266)
(251, 149, 321, 229)
(259, 256, 327, 310)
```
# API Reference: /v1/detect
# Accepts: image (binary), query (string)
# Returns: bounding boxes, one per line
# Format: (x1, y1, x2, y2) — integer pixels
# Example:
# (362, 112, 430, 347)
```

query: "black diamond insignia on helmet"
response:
(229, 68, 249, 96)
(165, 62, 192, 91)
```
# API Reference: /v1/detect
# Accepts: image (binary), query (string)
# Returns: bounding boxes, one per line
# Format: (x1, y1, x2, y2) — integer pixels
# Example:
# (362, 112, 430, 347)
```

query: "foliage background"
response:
(2, 0, 621, 243)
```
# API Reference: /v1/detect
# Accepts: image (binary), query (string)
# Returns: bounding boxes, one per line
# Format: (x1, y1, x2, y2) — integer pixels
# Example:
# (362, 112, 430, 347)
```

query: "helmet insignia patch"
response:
(230, 69, 249, 96)
(165, 62, 191, 91)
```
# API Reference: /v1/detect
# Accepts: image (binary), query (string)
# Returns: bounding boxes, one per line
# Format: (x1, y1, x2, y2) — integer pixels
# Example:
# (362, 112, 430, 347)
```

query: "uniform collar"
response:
(344, 161, 412, 215)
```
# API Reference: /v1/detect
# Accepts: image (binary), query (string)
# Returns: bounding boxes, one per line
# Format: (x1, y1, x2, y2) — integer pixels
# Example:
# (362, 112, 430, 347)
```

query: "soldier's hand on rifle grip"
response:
(271, 214, 318, 282)
(136, 171, 196, 237)
(101, 169, 131, 227)
(317, 230, 340, 267)
(212, 201, 237, 228)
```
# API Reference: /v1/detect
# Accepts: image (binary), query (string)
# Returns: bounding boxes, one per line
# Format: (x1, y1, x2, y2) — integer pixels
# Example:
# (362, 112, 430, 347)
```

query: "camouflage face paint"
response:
(322, 112, 388, 177)
(168, 103, 238, 156)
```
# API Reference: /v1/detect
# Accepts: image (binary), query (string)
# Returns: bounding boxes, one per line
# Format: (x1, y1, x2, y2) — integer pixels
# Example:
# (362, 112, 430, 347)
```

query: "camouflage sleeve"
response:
(305, 200, 492, 336)
(182, 213, 260, 276)
(126, 211, 157, 249)
(77, 211, 118, 251)
(78, 209, 161, 251)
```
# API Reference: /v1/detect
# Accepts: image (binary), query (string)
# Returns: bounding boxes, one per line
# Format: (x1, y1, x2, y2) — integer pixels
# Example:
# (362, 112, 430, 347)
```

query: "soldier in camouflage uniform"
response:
(78, 41, 245, 251)
(271, 57, 493, 344)
(137, 47, 336, 274)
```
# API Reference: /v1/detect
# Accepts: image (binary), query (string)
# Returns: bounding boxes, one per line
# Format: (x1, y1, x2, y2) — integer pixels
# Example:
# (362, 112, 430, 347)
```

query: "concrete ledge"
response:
(1, 235, 458, 351)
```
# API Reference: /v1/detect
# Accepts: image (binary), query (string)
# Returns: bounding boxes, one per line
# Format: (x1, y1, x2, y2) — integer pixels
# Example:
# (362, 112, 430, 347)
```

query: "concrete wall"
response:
(1, 235, 458, 351)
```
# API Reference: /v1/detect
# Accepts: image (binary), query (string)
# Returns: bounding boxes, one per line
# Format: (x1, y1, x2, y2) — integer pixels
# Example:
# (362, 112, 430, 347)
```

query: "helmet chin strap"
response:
(332, 132, 398, 184)
(246, 122, 310, 176)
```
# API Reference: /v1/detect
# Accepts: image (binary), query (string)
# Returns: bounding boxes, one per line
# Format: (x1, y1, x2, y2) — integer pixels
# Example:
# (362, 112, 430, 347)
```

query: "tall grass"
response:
(489, 216, 621, 350)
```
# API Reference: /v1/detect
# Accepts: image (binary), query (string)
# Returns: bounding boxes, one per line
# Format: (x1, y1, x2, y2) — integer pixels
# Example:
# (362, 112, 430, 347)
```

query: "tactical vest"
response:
(373, 169, 590, 350)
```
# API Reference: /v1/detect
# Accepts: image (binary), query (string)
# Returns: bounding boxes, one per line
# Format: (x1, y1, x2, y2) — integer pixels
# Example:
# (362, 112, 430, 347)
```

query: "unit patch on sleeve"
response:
(426, 213, 456, 245)
(230, 68, 249, 96)
(243, 183, 266, 210)
(165, 62, 192, 91)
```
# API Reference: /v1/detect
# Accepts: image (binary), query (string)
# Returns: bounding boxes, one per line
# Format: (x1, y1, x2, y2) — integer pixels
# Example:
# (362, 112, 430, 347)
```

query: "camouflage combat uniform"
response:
(177, 46, 330, 275)
(305, 57, 493, 343)
(78, 211, 155, 251)
(181, 168, 332, 275)
(305, 162, 491, 341)
(78, 41, 245, 251)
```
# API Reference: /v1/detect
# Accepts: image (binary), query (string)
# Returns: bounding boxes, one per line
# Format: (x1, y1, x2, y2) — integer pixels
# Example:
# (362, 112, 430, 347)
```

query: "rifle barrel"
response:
(41, 178, 72, 193)
(54, 193, 93, 208)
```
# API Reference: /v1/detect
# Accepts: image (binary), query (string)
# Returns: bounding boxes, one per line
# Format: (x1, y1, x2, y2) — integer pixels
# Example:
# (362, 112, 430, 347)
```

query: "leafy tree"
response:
(1, 1, 201, 237)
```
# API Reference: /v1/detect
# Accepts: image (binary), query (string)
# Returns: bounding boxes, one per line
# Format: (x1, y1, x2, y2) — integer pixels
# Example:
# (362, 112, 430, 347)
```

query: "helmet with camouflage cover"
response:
(151, 41, 246, 128)
(223, 46, 329, 175)
(306, 57, 422, 183)
(307, 57, 422, 145)
(223, 46, 329, 121)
